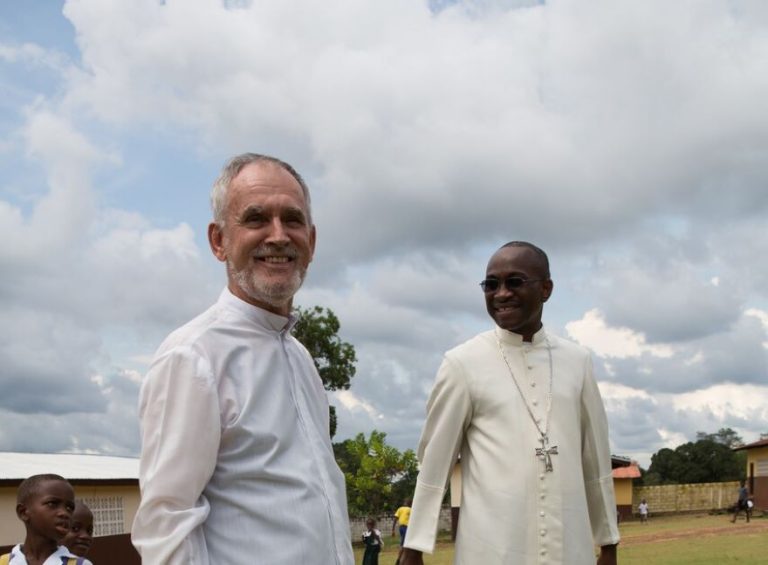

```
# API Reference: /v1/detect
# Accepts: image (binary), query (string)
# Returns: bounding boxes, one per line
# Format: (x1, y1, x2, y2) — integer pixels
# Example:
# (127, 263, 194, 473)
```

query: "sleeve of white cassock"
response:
(131, 345, 222, 565)
(580, 354, 621, 547)
(404, 355, 472, 554)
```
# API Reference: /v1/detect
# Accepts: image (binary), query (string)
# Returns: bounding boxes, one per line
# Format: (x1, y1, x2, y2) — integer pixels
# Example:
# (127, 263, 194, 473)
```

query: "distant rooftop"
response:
(0, 452, 139, 482)
(611, 455, 632, 468)
(612, 462, 642, 479)
(733, 438, 768, 451)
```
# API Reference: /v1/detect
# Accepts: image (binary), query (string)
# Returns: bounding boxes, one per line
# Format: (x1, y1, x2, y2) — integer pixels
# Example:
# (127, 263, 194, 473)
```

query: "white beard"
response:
(229, 259, 306, 310)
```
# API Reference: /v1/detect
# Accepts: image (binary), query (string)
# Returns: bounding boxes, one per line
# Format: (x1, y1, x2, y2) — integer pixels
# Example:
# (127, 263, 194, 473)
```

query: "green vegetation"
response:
(619, 513, 768, 564)
(292, 305, 357, 437)
(335, 430, 418, 516)
(353, 534, 455, 564)
(642, 427, 746, 485)
(353, 514, 768, 564)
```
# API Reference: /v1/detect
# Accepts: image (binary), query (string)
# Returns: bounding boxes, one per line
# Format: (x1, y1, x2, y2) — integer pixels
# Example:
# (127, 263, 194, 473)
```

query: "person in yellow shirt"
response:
(392, 499, 412, 563)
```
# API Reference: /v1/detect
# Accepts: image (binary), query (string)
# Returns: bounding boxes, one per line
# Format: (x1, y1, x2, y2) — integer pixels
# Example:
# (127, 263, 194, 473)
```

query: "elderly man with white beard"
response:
(132, 154, 354, 565)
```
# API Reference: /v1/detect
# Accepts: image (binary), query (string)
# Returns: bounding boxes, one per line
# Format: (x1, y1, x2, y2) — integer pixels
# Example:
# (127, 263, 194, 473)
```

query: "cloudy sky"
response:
(1, 0, 766, 468)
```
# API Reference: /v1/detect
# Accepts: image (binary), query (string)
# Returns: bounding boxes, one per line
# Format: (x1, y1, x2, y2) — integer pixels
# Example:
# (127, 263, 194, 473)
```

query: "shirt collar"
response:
(218, 288, 298, 333)
(495, 325, 548, 347)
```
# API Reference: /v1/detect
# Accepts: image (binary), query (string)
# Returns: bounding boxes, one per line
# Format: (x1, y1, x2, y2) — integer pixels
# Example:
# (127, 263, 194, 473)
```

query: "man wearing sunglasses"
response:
(401, 242, 619, 565)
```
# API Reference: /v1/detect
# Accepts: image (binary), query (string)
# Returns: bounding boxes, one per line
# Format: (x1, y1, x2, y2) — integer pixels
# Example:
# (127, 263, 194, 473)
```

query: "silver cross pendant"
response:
(535, 436, 558, 472)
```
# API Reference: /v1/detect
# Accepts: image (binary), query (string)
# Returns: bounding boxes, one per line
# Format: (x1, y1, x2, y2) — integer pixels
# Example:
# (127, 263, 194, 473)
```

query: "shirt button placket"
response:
(538, 502, 547, 560)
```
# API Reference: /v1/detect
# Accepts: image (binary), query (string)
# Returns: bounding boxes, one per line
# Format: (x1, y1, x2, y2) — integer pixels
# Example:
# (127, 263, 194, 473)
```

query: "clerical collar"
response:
(219, 288, 297, 333)
(495, 326, 548, 347)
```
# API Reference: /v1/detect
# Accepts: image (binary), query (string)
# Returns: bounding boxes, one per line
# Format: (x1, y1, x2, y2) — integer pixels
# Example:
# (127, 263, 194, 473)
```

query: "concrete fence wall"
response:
(349, 506, 452, 543)
(632, 481, 740, 515)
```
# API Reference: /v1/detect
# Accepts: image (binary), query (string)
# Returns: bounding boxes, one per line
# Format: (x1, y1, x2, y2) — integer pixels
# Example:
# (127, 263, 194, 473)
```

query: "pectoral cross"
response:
(535, 436, 558, 472)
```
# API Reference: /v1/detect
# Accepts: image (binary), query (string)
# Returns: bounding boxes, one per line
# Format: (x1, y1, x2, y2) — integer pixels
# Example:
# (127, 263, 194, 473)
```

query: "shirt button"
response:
(539, 511, 545, 517)
(539, 474, 545, 480)
(540, 529, 546, 536)
(532, 399, 539, 406)
(540, 493, 546, 500)
(530, 381, 536, 387)
(540, 549, 547, 556)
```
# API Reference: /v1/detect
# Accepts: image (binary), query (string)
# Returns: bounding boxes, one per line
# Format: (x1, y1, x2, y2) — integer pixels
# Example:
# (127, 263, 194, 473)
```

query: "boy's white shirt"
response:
(7, 544, 94, 565)
(362, 528, 383, 546)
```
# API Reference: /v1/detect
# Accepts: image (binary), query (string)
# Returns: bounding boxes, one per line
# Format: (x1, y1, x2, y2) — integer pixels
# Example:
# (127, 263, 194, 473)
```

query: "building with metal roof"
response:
(0, 452, 140, 564)
(733, 438, 768, 510)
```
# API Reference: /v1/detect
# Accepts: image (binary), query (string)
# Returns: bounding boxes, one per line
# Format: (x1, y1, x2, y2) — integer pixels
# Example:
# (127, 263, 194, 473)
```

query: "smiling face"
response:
(61, 502, 94, 556)
(484, 245, 553, 340)
(17, 479, 75, 542)
(208, 161, 316, 315)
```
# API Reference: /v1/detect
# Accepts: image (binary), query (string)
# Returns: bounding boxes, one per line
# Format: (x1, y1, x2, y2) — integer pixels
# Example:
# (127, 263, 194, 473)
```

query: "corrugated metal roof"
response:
(611, 455, 632, 469)
(0, 452, 139, 481)
(733, 438, 768, 451)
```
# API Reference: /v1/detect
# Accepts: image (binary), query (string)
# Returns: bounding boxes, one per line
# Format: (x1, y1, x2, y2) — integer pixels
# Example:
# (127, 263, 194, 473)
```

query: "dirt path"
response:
(620, 520, 768, 547)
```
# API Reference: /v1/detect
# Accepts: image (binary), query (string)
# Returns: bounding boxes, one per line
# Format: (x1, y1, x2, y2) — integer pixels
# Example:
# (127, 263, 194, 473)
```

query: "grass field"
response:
(353, 514, 767, 564)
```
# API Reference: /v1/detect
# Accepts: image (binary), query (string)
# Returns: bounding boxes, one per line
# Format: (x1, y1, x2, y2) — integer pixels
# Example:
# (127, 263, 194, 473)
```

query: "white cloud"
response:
(658, 428, 689, 450)
(745, 308, 768, 349)
(673, 384, 768, 422)
(335, 390, 382, 421)
(0, 42, 70, 72)
(1, 0, 767, 461)
(52, 0, 768, 270)
(566, 309, 674, 359)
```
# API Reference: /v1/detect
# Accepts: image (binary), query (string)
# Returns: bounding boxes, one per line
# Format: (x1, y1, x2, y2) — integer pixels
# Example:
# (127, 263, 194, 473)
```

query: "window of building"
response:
(80, 496, 125, 537)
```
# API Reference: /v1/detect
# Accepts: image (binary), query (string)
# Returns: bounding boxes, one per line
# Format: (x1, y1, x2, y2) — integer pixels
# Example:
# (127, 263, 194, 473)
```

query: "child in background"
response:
(61, 502, 94, 560)
(361, 518, 383, 565)
(638, 499, 649, 524)
(0, 473, 89, 564)
(391, 498, 411, 564)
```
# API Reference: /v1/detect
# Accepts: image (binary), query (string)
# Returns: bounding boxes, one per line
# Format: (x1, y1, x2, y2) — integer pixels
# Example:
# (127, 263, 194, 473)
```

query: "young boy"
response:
(638, 499, 649, 524)
(61, 502, 94, 560)
(361, 518, 383, 565)
(0, 474, 90, 565)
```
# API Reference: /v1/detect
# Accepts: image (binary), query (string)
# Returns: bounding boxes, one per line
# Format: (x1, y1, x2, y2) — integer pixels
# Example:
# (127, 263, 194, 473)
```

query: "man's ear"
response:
(542, 279, 554, 303)
(208, 222, 227, 262)
(16, 502, 28, 523)
(308, 224, 317, 263)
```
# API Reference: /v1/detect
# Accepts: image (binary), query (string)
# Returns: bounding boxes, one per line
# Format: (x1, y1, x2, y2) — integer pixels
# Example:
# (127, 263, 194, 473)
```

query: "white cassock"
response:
(404, 327, 620, 565)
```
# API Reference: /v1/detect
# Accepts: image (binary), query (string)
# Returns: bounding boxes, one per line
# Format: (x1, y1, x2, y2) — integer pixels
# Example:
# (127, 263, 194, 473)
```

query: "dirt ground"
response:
(620, 519, 768, 547)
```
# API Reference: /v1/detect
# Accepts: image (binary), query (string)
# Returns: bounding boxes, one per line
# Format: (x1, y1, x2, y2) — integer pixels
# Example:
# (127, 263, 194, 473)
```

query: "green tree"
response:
(647, 447, 679, 485)
(334, 430, 419, 516)
(647, 434, 745, 484)
(292, 305, 357, 438)
(696, 427, 744, 448)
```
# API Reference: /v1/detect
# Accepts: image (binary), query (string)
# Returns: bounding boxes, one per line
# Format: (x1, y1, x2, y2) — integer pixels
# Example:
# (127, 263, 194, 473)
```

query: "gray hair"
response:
(211, 153, 312, 226)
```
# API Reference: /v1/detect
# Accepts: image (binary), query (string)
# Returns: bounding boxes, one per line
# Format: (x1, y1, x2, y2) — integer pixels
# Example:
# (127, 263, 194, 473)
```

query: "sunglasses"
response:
(479, 276, 546, 293)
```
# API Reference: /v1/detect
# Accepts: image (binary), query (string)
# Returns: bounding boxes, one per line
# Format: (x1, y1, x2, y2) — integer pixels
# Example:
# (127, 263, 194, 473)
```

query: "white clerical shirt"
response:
(132, 289, 354, 565)
(404, 327, 619, 564)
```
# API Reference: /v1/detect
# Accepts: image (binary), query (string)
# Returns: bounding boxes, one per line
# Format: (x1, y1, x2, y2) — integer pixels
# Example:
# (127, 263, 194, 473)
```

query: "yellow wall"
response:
(633, 481, 738, 514)
(613, 478, 633, 506)
(746, 446, 768, 476)
(0, 489, 20, 547)
(0, 484, 140, 546)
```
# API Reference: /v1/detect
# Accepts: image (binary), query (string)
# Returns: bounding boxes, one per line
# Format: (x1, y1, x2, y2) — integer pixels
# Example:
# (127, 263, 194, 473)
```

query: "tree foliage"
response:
(333, 430, 419, 516)
(292, 305, 357, 437)
(644, 429, 746, 485)
(695, 427, 744, 448)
